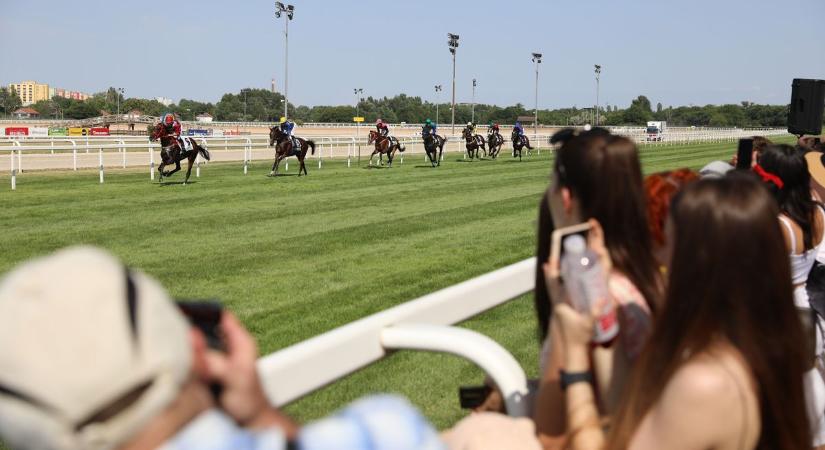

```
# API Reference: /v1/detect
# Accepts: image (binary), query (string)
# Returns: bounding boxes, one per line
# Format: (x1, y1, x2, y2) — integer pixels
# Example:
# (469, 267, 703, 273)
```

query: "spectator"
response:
(643, 168, 699, 267)
(534, 128, 663, 448)
(701, 135, 772, 178)
(551, 176, 811, 449)
(757, 144, 825, 447)
(0, 247, 445, 450)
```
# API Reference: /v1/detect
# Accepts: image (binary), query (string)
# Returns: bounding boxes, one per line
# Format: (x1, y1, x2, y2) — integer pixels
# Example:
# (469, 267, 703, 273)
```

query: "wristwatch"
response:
(559, 370, 593, 390)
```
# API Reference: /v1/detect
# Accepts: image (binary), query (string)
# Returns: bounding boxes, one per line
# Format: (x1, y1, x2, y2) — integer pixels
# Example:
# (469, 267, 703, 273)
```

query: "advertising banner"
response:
(187, 129, 209, 136)
(29, 127, 49, 137)
(224, 130, 240, 136)
(211, 129, 224, 137)
(48, 127, 68, 136)
(89, 127, 110, 136)
(68, 127, 89, 136)
(5, 127, 29, 136)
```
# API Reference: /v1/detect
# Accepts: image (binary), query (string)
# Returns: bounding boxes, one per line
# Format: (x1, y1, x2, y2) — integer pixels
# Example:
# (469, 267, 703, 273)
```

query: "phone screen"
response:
(735, 138, 754, 170)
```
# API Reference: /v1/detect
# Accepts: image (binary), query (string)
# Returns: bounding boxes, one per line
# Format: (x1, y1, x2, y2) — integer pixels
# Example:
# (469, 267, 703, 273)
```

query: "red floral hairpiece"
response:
(753, 164, 784, 189)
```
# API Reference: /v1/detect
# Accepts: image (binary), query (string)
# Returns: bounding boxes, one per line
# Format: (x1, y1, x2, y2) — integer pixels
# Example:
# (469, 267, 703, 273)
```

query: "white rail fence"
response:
(257, 257, 537, 417)
(1, 128, 790, 190)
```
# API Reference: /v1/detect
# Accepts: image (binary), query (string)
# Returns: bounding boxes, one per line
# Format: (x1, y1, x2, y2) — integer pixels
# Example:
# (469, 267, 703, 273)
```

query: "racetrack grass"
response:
(0, 136, 795, 438)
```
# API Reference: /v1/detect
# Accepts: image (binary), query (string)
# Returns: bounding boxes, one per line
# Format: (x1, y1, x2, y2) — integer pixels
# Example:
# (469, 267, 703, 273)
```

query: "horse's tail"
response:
(398, 139, 406, 152)
(307, 140, 316, 155)
(198, 142, 211, 161)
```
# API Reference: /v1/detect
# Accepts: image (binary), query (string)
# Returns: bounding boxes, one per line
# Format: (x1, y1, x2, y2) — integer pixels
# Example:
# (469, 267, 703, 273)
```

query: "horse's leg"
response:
(183, 156, 194, 184)
(269, 154, 278, 176)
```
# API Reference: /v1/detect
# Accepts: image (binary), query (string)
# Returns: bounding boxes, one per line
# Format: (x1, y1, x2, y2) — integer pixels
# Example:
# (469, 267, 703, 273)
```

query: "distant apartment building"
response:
(8, 81, 89, 105)
(8, 80, 50, 106)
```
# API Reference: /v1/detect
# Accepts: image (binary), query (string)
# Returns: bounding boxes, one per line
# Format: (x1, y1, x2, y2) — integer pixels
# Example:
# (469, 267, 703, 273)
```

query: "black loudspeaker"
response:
(788, 78, 825, 136)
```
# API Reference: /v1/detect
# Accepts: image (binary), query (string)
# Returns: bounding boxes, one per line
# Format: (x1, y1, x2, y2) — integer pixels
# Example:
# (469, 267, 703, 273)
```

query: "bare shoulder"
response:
(654, 348, 758, 448)
(664, 353, 747, 405)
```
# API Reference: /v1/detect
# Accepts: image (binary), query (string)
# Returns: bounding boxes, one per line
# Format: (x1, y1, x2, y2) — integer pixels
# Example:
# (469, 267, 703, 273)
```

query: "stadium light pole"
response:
(471, 79, 476, 124)
(594, 65, 601, 126)
(116, 87, 124, 117)
(275, 2, 294, 120)
(448, 33, 459, 136)
(532, 53, 542, 142)
(354, 88, 363, 140)
(434, 84, 443, 125)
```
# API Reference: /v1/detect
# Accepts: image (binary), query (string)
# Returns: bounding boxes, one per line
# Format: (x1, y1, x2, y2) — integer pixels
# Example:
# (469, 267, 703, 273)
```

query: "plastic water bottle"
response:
(560, 234, 619, 344)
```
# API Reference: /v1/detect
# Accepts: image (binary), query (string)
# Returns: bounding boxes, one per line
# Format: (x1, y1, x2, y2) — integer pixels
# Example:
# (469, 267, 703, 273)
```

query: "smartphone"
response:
(815, 137, 822, 150)
(735, 138, 754, 170)
(550, 222, 594, 267)
(176, 300, 225, 352)
(458, 385, 491, 409)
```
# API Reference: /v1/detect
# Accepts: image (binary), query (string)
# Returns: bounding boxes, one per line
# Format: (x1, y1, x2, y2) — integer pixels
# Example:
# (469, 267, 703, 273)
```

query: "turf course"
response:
(0, 136, 795, 434)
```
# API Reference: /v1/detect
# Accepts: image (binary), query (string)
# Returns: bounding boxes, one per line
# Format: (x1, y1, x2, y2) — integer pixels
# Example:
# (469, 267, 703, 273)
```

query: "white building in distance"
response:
(154, 97, 173, 107)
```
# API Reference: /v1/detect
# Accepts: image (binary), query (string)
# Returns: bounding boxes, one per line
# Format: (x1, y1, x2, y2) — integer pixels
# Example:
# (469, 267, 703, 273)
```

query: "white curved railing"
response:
(0, 129, 791, 190)
(256, 257, 536, 416)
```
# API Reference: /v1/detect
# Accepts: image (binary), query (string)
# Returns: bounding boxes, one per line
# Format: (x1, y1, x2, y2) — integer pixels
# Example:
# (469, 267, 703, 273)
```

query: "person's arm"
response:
(554, 304, 605, 450)
(534, 320, 570, 450)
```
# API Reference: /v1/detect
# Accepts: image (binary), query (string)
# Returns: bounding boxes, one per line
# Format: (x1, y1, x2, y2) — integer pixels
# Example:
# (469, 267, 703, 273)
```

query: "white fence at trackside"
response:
(1, 128, 791, 190)
(256, 257, 536, 417)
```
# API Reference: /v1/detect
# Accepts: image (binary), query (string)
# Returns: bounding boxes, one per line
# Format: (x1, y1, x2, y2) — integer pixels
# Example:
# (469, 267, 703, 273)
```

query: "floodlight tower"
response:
(594, 65, 602, 126)
(532, 53, 542, 140)
(116, 87, 125, 117)
(471, 78, 477, 124)
(354, 88, 363, 139)
(448, 33, 459, 135)
(434, 84, 443, 125)
(275, 2, 295, 120)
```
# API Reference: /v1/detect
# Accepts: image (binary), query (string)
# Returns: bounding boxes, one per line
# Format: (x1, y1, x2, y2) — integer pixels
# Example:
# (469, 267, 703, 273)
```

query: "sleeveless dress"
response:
(780, 209, 825, 446)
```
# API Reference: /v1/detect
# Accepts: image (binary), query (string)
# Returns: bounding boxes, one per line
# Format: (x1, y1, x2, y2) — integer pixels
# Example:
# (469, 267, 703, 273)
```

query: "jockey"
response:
(466, 122, 476, 135)
(279, 118, 295, 136)
(376, 119, 390, 138)
(514, 121, 525, 137)
(489, 122, 500, 133)
(162, 113, 184, 154)
(422, 119, 437, 138)
(280, 118, 299, 152)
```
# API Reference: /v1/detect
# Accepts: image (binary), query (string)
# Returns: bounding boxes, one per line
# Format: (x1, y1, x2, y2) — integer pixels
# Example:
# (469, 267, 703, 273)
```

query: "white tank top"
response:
(780, 207, 825, 286)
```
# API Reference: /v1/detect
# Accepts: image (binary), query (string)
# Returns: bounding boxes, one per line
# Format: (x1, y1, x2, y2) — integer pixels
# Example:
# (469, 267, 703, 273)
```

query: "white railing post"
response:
(66, 139, 78, 171)
(119, 139, 126, 168)
(10, 148, 16, 190)
(149, 144, 155, 181)
(98, 148, 104, 184)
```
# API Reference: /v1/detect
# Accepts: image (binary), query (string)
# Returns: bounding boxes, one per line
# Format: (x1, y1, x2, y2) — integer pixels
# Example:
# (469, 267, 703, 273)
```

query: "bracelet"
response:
(559, 370, 593, 390)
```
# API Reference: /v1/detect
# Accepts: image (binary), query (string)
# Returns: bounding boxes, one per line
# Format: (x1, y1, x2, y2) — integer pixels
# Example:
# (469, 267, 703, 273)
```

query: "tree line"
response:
(1, 86, 821, 128)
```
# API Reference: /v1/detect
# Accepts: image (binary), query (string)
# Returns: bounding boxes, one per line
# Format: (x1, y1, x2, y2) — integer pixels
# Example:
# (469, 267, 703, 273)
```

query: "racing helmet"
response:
(164, 114, 173, 124)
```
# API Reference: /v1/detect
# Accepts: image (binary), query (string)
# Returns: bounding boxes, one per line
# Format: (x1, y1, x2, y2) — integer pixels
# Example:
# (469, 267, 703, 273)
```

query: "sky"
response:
(1, 0, 824, 109)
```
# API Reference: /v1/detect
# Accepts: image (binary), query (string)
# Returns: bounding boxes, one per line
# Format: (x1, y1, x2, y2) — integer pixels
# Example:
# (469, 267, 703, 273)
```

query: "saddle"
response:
(289, 137, 301, 155)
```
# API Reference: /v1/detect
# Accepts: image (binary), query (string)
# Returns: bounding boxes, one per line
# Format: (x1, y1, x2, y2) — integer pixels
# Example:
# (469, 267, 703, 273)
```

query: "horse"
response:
(461, 127, 487, 160)
(511, 129, 534, 161)
(486, 129, 505, 159)
(149, 123, 211, 184)
(367, 130, 406, 167)
(422, 133, 446, 167)
(268, 127, 316, 176)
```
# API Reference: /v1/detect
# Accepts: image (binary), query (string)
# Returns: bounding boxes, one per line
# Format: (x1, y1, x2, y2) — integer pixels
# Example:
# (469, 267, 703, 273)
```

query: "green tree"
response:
(0, 87, 22, 117)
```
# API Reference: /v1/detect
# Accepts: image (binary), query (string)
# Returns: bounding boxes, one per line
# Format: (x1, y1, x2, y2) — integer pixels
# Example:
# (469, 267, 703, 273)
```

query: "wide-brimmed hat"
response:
(0, 247, 192, 450)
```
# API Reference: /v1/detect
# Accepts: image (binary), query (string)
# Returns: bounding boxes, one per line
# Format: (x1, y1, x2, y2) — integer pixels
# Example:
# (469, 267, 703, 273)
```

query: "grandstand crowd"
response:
(1, 130, 825, 450)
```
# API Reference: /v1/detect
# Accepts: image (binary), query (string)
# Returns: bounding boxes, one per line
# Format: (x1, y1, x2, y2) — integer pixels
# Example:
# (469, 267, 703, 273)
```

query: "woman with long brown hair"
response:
(551, 176, 811, 449)
(534, 128, 663, 447)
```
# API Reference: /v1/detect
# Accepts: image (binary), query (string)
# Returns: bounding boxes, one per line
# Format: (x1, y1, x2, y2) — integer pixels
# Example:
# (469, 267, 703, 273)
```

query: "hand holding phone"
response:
(177, 300, 225, 352)
(735, 138, 754, 170)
